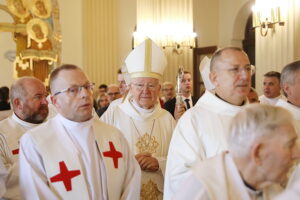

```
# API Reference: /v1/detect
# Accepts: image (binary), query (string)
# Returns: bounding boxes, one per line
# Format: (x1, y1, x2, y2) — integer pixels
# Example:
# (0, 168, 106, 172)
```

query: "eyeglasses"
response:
(225, 65, 255, 76)
(53, 83, 95, 96)
(107, 92, 120, 96)
(131, 83, 158, 91)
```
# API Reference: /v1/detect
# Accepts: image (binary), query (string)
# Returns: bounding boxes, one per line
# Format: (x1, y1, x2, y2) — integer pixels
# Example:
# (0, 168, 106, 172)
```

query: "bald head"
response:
(11, 77, 48, 123)
(208, 47, 251, 106)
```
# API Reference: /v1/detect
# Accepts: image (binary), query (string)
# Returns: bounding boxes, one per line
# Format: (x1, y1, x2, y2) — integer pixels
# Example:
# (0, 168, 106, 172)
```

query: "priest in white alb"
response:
(0, 77, 49, 199)
(275, 60, 300, 191)
(19, 64, 141, 200)
(164, 47, 253, 199)
(101, 39, 176, 199)
(173, 104, 300, 200)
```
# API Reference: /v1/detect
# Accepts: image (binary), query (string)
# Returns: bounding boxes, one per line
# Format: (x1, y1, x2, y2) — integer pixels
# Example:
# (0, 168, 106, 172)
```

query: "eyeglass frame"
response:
(53, 83, 95, 96)
(130, 82, 159, 91)
(221, 64, 255, 76)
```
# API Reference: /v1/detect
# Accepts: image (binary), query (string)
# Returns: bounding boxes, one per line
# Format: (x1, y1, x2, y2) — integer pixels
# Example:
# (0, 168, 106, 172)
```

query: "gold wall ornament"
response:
(6, 0, 30, 23)
(141, 180, 161, 200)
(136, 133, 159, 154)
(30, 0, 52, 19)
(26, 18, 48, 48)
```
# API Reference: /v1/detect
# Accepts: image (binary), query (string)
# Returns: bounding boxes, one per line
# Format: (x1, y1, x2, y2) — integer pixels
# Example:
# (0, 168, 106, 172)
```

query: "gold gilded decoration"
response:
(30, 0, 52, 19)
(1, 0, 62, 83)
(136, 133, 159, 154)
(26, 18, 48, 48)
(141, 180, 161, 200)
(6, 0, 30, 23)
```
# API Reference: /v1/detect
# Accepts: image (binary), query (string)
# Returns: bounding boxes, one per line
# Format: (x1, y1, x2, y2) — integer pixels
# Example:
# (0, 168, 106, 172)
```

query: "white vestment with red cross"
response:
(19, 114, 141, 200)
(0, 113, 40, 200)
(101, 97, 176, 198)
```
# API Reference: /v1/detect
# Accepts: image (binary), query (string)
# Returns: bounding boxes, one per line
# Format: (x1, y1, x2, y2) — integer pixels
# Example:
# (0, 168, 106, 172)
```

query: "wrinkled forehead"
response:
(53, 69, 89, 89)
(131, 77, 159, 84)
(217, 50, 250, 69)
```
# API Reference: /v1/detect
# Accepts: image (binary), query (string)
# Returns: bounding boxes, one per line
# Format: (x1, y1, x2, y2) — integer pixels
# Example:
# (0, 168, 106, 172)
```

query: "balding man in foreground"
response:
(0, 77, 48, 199)
(164, 47, 253, 199)
(173, 104, 300, 200)
(19, 64, 140, 199)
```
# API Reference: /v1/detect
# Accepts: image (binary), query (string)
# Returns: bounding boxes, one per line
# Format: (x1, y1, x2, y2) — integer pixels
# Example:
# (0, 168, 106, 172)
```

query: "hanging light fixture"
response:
(252, 0, 285, 37)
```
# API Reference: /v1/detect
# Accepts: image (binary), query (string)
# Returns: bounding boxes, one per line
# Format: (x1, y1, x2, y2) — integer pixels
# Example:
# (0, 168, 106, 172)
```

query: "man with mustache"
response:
(0, 76, 49, 199)
(19, 64, 140, 199)
(164, 47, 253, 199)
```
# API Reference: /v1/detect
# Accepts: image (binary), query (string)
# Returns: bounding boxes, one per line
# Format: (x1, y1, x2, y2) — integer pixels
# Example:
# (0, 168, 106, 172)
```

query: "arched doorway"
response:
(243, 14, 256, 87)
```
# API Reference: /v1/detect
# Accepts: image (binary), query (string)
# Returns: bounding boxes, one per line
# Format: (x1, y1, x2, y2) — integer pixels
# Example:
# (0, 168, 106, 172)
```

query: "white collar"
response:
(195, 90, 246, 116)
(12, 112, 39, 130)
(57, 114, 94, 130)
(131, 99, 155, 113)
(276, 99, 300, 120)
(119, 97, 163, 121)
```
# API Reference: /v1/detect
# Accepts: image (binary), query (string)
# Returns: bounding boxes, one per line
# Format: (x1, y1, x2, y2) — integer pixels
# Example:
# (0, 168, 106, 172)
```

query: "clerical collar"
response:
(215, 93, 246, 106)
(243, 180, 263, 197)
(130, 99, 155, 114)
(12, 112, 39, 130)
(57, 114, 94, 129)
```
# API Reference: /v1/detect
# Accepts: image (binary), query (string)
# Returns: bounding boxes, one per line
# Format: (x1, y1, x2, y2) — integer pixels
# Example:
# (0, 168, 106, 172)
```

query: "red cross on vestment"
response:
(12, 148, 19, 155)
(103, 141, 123, 168)
(50, 161, 81, 191)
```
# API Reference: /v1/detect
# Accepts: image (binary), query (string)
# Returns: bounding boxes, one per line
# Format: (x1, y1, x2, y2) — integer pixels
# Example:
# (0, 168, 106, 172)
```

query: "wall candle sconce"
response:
(252, 0, 285, 37)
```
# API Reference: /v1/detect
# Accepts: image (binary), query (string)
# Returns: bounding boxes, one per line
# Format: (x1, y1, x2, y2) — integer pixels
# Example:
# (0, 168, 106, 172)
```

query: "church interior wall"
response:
(1, 0, 300, 96)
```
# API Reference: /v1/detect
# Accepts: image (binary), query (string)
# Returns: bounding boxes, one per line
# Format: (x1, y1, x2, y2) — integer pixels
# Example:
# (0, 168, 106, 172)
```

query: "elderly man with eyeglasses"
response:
(164, 47, 253, 199)
(19, 64, 141, 199)
(102, 39, 176, 199)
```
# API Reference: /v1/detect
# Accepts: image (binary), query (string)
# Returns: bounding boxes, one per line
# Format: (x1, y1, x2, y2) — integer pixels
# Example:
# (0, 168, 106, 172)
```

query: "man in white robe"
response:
(173, 104, 300, 200)
(102, 39, 176, 199)
(275, 61, 300, 190)
(19, 64, 141, 200)
(0, 77, 49, 199)
(164, 47, 253, 199)
(259, 71, 285, 105)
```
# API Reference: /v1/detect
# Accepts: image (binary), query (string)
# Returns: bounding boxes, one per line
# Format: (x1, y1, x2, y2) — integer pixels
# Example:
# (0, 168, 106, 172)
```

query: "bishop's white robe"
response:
(173, 152, 272, 200)
(259, 95, 285, 105)
(101, 98, 176, 199)
(0, 113, 39, 199)
(19, 114, 141, 200)
(164, 90, 246, 200)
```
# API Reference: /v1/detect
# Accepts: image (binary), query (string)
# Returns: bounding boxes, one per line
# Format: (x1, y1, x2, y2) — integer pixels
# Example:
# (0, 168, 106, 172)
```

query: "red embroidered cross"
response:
(50, 161, 81, 191)
(103, 141, 123, 168)
(12, 148, 19, 155)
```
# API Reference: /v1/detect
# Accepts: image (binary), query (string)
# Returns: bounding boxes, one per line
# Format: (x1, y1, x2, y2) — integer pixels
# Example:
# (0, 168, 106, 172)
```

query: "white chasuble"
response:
(19, 114, 140, 200)
(101, 97, 176, 199)
(0, 113, 39, 200)
(173, 152, 272, 200)
(164, 90, 246, 200)
(0, 113, 39, 160)
(276, 99, 300, 195)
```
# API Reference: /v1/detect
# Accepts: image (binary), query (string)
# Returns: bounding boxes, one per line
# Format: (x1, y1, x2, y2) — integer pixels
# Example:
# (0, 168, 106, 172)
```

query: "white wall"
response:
(59, 0, 83, 67)
(118, 0, 136, 66)
(193, 0, 219, 47)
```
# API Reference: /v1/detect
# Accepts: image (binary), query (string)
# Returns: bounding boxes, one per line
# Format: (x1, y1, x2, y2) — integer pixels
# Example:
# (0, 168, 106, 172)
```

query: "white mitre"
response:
(199, 56, 215, 91)
(125, 38, 167, 80)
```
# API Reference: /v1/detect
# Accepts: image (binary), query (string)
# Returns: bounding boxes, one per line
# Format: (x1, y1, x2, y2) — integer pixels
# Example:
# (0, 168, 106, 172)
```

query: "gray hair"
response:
(228, 104, 293, 157)
(10, 76, 41, 104)
(281, 60, 300, 85)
